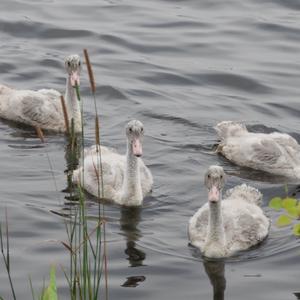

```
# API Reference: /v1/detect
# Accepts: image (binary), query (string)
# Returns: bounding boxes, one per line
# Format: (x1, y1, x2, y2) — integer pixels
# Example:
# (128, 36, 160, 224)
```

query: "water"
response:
(1, 0, 300, 299)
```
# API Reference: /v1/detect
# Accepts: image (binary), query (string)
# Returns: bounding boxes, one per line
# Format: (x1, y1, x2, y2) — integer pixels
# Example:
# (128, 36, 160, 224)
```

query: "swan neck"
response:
(122, 140, 143, 205)
(207, 195, 225, 244)
(65, 76, 81, 132)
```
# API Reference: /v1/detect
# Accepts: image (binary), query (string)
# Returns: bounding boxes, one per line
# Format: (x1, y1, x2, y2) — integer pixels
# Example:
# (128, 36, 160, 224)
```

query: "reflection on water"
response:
(294, 292, 300, 299)
(119, 206, 146, 287)
(120, 206, 146, 267)
(203, 259, 226, 300)
(122, 275, 146, 288)
(63, 133, 81, 200)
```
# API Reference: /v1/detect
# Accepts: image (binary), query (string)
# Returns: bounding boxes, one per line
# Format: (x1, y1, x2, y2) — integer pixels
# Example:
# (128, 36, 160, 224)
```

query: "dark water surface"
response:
(1, 0, 300, 299)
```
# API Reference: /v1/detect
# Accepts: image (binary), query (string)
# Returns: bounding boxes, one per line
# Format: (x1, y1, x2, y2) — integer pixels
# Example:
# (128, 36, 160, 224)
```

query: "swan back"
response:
(0, 55, 82, 132)
(215, 121, 247, 141)
(224, 183, 262, 206)
(216, 121, 300, 179)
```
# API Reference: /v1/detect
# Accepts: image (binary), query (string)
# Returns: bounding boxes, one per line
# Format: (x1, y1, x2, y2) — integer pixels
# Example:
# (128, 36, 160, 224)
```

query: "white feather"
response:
(216, 121, 300, 179)
(0, 54, 81, 132)
(73, 120, 153, 206)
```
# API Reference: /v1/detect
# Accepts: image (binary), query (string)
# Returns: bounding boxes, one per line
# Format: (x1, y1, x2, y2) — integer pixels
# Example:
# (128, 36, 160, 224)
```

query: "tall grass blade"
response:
(95, 116, 100, 146)
(60, 95, 70, 134)
(0, 210, 16, 300)
(83, 49, 96, 94)
(83, 49, 109, 300)
(29, 275, 36, 300)
(41, 265, 58, 300)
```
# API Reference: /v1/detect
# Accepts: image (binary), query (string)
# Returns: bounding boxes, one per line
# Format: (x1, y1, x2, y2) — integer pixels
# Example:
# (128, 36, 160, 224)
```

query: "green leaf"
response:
(42, 265, 58, 300)
(269, 197, 283, 211)
(286, 207, 299, 218)
(291, 202, 300, 218)
(276, 215, 293, 227)
(282, 197, 297, 210)
(293, 223, 300, 236)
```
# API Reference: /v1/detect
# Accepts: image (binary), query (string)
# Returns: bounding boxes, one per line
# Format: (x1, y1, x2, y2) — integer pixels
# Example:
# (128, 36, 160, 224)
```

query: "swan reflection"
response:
(120, 206, 146, 287)
(203, 259, 226, 300)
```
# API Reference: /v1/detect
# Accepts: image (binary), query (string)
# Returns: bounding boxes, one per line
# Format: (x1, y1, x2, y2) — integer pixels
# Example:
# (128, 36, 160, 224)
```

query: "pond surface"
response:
(1, 0, 300, 299)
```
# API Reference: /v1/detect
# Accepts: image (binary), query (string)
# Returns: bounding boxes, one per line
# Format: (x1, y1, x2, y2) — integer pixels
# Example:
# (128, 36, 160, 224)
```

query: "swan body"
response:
(188, 166, 269, 258)
(0, 55, 82, 133)
(215, 121, 300, 179)
(73, 120, 153, 206)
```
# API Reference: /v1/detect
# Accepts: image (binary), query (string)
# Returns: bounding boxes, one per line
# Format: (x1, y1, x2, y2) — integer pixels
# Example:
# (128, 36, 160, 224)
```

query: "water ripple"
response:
(0, 20, 94, 39)
(190, 72, 273, 94)
(100, 34, 183, 53)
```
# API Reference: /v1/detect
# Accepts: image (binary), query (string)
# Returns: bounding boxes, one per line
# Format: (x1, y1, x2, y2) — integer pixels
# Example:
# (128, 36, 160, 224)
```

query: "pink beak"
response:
(70, 70, 80, 87)
(132, 138, 142, 157)
(208, 185, 220, 203)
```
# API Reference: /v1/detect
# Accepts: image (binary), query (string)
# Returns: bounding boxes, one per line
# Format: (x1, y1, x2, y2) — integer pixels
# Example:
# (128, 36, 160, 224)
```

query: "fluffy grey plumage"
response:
(215, 121, 300, 179)
(188, 166, 270, 258)
(0, 54, 82, 132)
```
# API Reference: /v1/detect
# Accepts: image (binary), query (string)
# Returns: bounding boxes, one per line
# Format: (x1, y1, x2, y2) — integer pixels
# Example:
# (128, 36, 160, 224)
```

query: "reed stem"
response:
(60, 95, 70, 134)
(0, 209, 17, 300)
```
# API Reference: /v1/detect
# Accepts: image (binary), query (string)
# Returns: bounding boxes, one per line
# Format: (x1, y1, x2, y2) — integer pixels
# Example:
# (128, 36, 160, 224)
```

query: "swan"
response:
(73, 120, 153, 206)
(0, 54, 82, 133)
(188, 166, 269, 258)
(215, 121, 300, 179)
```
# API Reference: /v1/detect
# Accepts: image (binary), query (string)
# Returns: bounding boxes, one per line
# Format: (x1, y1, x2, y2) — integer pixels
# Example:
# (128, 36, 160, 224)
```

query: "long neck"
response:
(208, 203, 224, 240)
(65, 77, 81, 133)
(206, 196, 225, 247)
(122, 141, 143, 206)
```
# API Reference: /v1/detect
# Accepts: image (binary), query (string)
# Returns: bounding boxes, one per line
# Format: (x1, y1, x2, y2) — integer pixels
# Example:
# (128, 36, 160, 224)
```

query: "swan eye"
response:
(207, 174, 211, 179)
(67, 61, 71, 67)
(129, 128, 133, 133)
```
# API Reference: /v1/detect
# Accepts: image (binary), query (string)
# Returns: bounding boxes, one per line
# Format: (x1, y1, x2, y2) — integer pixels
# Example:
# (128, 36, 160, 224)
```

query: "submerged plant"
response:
(269, 194, 300, 236)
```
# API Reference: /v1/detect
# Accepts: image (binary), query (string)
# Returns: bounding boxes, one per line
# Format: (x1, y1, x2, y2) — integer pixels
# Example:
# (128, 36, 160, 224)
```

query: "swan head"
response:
(126, 120, 144, 157)
(65, 54, 81, 87)
(204, 166, 225, 203)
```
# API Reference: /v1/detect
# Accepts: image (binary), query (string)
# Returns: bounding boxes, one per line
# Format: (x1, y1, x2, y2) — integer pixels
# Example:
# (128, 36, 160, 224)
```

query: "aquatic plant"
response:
(40, 266, 58, 300)
(0, 49, 108, 300)
(0, 209, 16, 300)
(61, 49, 109, 300)
(269, 194, 300, 236)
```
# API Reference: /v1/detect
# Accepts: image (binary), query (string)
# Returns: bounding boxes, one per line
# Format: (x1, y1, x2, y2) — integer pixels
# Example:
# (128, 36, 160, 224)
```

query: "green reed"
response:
(0, 209, 16, 300)
(62, 48, 108, 300)
(0, 50, 108, 300)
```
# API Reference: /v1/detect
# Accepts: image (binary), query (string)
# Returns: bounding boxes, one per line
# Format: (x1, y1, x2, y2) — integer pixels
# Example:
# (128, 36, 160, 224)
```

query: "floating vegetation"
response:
(269, 195, 300, 236)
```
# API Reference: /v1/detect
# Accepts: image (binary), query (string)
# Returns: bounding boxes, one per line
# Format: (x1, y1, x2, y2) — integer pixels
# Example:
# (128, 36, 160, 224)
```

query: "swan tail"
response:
(215, 121, 247, 141)
(225, 184, 262, 206)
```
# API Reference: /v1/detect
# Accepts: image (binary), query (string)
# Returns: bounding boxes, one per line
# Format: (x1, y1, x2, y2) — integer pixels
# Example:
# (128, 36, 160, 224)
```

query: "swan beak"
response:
(132, 138, 143, 157)
(208, 185, 219, 203)
(70, 70, 80, 87)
